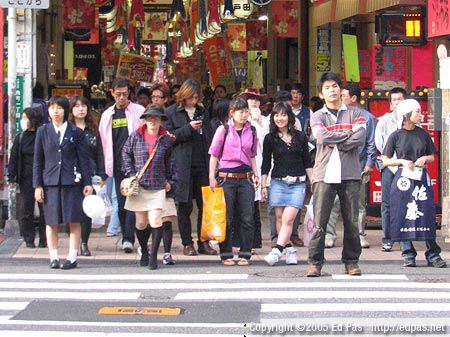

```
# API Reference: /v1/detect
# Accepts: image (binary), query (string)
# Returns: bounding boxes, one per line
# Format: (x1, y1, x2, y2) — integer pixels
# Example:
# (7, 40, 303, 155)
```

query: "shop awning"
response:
(311, 0, 427, 27)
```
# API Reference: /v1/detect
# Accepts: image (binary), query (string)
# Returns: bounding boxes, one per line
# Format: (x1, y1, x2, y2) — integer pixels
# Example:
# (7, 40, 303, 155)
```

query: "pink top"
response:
(208, 120, 258, 169)
(98, 102, 145, 177)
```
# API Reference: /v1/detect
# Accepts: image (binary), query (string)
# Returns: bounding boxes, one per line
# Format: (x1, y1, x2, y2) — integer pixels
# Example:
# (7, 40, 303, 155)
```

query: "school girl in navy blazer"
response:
(33, 96, 93, 269)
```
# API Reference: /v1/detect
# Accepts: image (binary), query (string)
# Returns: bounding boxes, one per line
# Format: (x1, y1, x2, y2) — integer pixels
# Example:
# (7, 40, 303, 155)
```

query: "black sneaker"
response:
(427, 258, 447, 268)
(403, 258, 416, 267)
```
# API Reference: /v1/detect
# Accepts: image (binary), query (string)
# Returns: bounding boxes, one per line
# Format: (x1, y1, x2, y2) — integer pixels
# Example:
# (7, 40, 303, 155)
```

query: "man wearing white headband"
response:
(382, 99, 446, 268)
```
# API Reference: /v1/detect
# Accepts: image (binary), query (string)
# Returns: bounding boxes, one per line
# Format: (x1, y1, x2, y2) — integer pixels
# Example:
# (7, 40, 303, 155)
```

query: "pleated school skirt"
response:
(125, 189, 165, 212)
(43, 185, 84, 225)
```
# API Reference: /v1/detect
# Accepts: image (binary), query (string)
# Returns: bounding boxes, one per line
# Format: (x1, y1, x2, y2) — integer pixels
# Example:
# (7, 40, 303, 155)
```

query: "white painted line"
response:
(0, 281, 447, 290)
(0, 333, 241, 337)
(0, 301, 29, 310)
(0, 274, 248, 281)
(262, 302, 450, 313)
(332, 274, 408, 280)
(0, 318, 243, 329)
(175, 290, 450, 300)
(0, 291, 140, 300)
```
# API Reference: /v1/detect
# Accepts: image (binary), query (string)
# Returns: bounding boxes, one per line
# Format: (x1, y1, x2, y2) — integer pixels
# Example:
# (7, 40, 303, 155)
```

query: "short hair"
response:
(343, 83, 362, 102)
(286, 83, 306, 95)
(273, 90, 292, 103)
(212, 98, 231, 124)
(48, 96, 70, 121)
(175, 79, 201, 107)
(137, 87, 151, 98)
(150, 83, 169, 97)
(111, 77, 130, 91)
(23, 107, 43, 130)
(229, 97, 248, 112)
(310, 96, 324, 112)
(269, 102, 296, 134)
(317, 71, 343, 93)
(170, 84, 181, 96)
(69, 96, 98, 135)
(389, 87, 407, 102)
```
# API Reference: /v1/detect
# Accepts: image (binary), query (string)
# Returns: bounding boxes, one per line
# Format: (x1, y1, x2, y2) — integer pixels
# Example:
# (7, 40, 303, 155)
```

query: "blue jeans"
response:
(381, 168, 395, 244)
(106, 177, 121, 235)
(400, 240, 442, 262)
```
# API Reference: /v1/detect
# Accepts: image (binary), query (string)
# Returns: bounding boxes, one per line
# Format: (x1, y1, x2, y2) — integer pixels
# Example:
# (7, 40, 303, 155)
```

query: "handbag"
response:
(120, 138, 160, 197)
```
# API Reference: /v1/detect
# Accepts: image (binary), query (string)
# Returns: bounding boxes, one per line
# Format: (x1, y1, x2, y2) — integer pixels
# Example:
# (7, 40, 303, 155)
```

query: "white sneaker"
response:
(264, 248, 283, 266)
(284, 246, 298, 265)
(122, 241, 133, 253)
(325, 239, 335, 248)
(360, 236, 370, 248)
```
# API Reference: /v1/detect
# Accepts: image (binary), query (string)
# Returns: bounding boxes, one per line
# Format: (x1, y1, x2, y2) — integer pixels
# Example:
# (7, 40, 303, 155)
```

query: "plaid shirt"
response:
(122, 125, 174, 190)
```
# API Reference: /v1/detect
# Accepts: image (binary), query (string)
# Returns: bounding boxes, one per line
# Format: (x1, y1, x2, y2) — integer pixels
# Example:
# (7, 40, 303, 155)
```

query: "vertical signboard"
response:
(372, 44, 407, 90)
(16, 75, 24, 133)
(317, 24, 331, 72)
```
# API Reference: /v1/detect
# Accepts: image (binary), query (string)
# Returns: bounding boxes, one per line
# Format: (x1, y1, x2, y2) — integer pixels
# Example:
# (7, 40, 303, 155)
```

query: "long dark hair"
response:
(269, 102, 296, 134)
(69, 96, 98, 135)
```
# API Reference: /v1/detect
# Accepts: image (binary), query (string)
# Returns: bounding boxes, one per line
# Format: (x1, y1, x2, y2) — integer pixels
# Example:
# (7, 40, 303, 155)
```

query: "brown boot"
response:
(197, 241, 218, 255)
(183, 244, 197, 256)
(291, 238, 304, 247)
(345, 263, 362, 276)
(306, 264, 322, 277)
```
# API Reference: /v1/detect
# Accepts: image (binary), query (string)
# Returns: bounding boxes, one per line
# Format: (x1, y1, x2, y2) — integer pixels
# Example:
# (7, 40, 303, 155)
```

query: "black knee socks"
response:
(162, 221, 173, 253)
(136, 226, 151, 266)
(149, 227, 163, 270)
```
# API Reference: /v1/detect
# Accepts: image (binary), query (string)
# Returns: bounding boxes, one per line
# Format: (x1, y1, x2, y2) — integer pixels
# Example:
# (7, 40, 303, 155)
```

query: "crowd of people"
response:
(8, 71, 447, 274)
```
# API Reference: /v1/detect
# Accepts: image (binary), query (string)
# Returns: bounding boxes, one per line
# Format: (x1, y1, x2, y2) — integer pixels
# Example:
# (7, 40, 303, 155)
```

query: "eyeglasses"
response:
(151, 95, 164, 99)
(113, 92, 129, 98)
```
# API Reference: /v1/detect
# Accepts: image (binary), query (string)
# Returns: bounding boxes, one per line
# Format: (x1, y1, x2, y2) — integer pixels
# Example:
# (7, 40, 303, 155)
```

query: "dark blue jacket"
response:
(33, 123, 93, 188)
(121, 125, 174, 190)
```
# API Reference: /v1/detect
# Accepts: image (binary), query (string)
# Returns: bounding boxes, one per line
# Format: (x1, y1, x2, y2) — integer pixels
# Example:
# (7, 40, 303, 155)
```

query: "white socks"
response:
(67, 249, 78, 263)
(49, 249, 58, 262)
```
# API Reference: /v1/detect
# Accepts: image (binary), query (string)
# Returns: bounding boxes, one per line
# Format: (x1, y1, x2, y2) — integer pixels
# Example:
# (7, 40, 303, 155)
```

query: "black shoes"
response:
(140, 251, 149, 267)
(428, 257, 447, 268)
(149, 253, 158, 270)
(49, 260, 60, 269)
(80, 243, 91, 256)
(61, 260, 78, 270)
(25, 242, 36, 248)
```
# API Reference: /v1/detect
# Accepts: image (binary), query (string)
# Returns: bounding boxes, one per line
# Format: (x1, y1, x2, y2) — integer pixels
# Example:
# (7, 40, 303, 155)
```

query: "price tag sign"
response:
(0, 0, 49, 9)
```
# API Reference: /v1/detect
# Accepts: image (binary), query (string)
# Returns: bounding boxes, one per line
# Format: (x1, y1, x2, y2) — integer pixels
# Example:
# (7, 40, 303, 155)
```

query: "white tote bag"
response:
(324, 146, 341, 184)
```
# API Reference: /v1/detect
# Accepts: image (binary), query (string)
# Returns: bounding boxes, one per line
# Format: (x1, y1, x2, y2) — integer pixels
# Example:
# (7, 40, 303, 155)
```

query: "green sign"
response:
(16, 75, 24, 133)
(342, 34, 360, 83)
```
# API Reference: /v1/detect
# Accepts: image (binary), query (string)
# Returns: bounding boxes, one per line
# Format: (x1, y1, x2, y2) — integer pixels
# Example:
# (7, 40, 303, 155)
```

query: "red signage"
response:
(204, 37, 228, 87)
(372, 44, 408, 90)
(428, 0, 450, 38)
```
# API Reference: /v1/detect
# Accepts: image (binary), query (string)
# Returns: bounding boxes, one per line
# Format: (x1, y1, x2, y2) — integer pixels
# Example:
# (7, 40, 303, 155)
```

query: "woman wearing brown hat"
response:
(122, 104, 175, 270)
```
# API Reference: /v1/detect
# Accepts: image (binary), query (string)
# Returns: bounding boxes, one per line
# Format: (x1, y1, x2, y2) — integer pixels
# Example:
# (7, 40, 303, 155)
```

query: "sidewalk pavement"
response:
(6, 219, 450, 264)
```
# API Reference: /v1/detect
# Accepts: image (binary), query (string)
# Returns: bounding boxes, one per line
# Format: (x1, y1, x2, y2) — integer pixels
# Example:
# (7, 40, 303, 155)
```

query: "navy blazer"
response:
(33, 123, 92, 188)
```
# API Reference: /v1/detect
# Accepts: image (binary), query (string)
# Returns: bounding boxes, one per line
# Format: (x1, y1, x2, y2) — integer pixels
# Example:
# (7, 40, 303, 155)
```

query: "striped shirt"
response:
(311, 104, 366, 183)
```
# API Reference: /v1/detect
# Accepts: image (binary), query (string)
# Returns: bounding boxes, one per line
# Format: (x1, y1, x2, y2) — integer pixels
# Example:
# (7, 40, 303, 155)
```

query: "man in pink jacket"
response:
(99, 78, 144, 253)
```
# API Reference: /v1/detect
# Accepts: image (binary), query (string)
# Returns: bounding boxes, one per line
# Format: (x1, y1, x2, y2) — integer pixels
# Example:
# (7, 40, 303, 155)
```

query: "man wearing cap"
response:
(374, 87, 406, 252)
(382, 99, 446, 268)
(99, 77, 144, 254)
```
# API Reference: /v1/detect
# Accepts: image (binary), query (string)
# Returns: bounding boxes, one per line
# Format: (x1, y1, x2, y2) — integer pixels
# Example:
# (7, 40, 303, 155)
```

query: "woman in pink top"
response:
(209, 97, 260, 266)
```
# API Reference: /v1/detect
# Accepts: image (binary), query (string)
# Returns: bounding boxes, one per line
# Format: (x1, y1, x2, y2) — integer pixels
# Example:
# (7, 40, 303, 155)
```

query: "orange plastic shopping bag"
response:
(201, 186, 226, 243)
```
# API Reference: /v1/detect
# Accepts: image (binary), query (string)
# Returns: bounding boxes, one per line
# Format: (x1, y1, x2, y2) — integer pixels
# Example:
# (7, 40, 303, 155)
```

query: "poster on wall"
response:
(372, 44, 407, 90)
(271, 0, 298, 38)
(116, 53, 155, 83)
(428, 0, 450, 38)
(143, 12, 168, 43)
(358, 50, 372, 89)
(204, 37, 228, 87)
(317, 24, 331, 72)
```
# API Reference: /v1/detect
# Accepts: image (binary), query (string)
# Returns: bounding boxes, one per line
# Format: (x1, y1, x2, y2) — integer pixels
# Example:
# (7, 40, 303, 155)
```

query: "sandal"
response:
(221, 258, 235, 266)
(237, 258, 250, 266)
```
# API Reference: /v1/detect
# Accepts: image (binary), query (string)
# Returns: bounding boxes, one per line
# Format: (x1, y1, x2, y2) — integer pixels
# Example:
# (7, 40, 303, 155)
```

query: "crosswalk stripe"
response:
(0, 302, 29, 310)
(0, 318, 244, 329)
(0, 333, 242, 337)
(0, 281, 447, 290)
(332, 274, 408, 280)
(174, 290, 450, 300)
(0, 274, 248, 281)
(0, 291, 140, 300)
(261, 302, 450, 312)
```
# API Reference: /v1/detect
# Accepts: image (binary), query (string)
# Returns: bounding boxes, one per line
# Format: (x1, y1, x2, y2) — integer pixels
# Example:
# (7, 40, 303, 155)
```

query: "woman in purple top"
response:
(209, 97, 260, 266)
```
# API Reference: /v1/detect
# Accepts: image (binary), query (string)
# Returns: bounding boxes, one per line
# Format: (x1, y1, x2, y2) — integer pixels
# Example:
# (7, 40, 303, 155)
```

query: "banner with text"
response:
(372, 44, 407, 90)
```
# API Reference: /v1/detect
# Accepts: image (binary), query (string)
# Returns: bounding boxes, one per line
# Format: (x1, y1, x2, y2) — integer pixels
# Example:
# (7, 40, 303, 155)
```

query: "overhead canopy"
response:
(311, 0, 427, 27)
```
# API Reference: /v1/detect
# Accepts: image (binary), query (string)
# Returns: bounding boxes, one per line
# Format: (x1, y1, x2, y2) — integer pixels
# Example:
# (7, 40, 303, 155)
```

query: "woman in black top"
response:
(9, 108, 46, 248)
(69, 96, 106, 256)
(261, 102, 313, 266)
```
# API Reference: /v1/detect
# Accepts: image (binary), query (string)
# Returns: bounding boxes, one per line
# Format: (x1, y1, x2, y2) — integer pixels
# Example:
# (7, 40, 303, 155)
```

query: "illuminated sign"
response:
(376, 7, 426, 46)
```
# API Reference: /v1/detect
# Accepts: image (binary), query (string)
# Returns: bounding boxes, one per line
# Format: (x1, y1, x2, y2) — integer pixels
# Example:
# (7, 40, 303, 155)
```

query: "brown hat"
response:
(239, 88, 268, 104)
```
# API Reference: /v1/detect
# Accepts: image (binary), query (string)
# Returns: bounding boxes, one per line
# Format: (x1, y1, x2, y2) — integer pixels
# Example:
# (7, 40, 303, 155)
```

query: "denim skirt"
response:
(270, 179, 306, 208)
